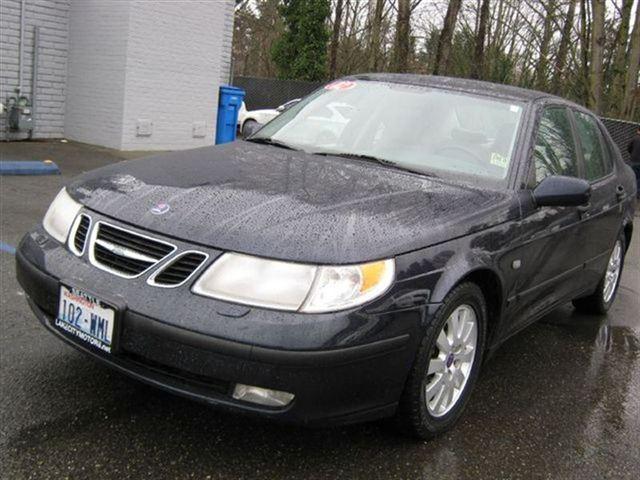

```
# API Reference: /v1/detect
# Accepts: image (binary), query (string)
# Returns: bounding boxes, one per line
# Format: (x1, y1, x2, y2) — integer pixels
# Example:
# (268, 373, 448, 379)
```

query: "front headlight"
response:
(192, 253, 394, 313)
(302, 260, 395, 313)
(42, 188, 82, 243)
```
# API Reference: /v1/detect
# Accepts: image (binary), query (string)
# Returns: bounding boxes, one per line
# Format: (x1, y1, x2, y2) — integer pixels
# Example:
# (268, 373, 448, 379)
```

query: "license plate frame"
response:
(55, 284, 121, 354)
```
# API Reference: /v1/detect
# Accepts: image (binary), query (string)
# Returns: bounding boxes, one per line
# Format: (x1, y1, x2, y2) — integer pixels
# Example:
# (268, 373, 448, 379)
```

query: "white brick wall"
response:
(2, 0, 235, 150)
(218, 0, 234, 86)
(63, 0, 235, 151)
(0, 0, 70, 140)
(63, 0, 131, 149)
(119, 0, 235, 150)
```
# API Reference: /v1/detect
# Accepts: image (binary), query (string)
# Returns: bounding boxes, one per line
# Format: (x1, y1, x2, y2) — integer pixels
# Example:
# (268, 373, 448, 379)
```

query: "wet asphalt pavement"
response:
(1, 141, 639, 479)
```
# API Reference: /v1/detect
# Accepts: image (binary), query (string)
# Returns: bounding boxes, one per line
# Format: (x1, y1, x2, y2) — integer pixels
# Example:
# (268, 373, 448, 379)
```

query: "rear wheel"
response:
(572, 235, 625, 314)
(395, 282, 487, 439)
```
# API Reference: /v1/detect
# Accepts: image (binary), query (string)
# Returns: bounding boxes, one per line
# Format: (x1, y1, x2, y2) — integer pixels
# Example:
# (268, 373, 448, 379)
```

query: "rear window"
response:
(573, 111, 613, 181)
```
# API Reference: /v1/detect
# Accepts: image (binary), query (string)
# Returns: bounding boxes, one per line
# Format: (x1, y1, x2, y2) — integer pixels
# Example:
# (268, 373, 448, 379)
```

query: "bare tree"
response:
(578, 0, 592, 102)
(623, 2, 640, 119)
(472, 0, 490, 79)
(329, 0, 345, 78)
(534, 0, 556, 90)
(368, 0, 385, 70)
(609, 0, 634, 115)
(551, 0, 577, 95)
(232, 0, 284, 78)
(338, 0, 369, 74)
(588, 0, 605, 113)
(434, 0, 463, 75)
(232, 0, 639, 120)
(393, 0, 412, 71)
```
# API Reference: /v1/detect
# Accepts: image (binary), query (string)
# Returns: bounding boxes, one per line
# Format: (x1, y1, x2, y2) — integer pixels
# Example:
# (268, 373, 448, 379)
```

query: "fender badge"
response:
(150, 202, 170, 215)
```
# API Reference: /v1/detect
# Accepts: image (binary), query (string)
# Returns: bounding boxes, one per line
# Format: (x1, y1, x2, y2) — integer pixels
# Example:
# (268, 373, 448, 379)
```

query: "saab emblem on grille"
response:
(110, 244, 127, 256)
(150, 202, 170, 215)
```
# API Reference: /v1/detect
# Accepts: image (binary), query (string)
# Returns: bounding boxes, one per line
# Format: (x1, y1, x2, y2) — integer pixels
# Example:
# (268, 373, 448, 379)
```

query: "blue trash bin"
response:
(216, 86, 245, 145)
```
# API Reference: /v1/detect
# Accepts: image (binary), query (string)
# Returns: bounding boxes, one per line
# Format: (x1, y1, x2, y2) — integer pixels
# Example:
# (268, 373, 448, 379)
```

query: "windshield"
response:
(252, 80, 524, 183)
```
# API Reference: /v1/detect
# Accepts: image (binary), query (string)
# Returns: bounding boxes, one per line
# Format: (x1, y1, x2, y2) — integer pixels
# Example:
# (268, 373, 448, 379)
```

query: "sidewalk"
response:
(0, 139, 157, 174)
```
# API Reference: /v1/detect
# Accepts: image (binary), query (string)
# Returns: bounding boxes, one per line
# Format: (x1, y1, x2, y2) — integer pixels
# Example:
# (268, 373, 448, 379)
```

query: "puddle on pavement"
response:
(4, 303, 639, 480)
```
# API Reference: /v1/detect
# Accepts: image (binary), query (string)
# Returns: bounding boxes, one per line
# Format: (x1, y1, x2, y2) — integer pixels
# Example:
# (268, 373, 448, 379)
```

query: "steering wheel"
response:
(434, 144, 485, 164)
(434, 144, 498, 176)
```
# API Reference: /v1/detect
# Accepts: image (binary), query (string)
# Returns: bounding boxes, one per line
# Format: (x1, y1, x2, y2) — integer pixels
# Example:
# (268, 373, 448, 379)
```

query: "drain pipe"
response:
(18, 0, 26, 92)
(31, 26, 39, 138)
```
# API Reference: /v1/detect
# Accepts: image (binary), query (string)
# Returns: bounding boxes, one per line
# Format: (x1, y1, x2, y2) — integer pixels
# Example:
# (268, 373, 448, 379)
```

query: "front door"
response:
(504, 106, 590, 334)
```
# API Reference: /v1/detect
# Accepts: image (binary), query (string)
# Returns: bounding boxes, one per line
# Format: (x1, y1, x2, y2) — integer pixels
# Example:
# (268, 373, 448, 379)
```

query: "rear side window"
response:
(573, 111, 612, 181)
(532, 107, 578, 184)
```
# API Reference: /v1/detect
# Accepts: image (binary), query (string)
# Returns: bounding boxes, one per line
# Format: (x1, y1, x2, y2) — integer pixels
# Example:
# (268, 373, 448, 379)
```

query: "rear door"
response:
(570, 110, 623, 290)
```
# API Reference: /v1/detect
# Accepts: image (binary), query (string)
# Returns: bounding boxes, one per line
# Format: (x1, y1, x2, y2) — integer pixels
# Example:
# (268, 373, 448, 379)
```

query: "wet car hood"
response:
(67, 141, 519, 264)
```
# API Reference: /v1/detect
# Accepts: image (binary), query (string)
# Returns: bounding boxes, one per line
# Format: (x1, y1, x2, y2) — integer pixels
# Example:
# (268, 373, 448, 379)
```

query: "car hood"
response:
(67, 141, 519, 264)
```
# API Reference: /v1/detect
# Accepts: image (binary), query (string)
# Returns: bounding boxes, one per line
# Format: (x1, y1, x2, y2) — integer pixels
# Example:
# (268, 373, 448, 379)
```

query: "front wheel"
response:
(395, 282, 487, 439)
(572, 235, 626, 314)
(242, 119, 260, 139)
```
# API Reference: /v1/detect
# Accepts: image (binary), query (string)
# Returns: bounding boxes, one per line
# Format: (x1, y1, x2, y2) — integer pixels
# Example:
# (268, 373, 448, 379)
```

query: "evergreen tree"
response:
(272, 0, 330, 81)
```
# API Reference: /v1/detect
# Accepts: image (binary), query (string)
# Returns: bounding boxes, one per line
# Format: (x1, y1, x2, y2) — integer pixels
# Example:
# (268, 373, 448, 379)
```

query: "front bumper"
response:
(16, 221, 436, 425)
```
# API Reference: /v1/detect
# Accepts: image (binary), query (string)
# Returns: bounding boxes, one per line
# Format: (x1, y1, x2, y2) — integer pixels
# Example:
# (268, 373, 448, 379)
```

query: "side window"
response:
(573, 111, 612, 181)
(532, 107, 578, 184)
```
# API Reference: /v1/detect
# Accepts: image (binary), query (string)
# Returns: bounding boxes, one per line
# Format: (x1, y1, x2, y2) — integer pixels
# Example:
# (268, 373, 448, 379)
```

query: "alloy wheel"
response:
(425, 304, 478, 417)
(603, 240, 622, 304)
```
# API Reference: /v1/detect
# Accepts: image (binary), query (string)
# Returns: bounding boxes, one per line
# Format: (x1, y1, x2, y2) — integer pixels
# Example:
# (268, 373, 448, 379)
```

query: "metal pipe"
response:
(18, 0, 26, 91)
(31, 26, 39, 139)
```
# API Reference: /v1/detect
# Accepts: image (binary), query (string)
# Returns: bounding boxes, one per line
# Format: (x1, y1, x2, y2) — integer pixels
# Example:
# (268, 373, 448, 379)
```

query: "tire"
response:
(572, 234, 626, 315)
(242, 120, 259, 139)
(395, 282, 487, 440)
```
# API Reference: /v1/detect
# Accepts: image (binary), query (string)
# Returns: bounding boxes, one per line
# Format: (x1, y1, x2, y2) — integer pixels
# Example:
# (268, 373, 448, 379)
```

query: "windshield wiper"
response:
(245, 137, 298, 151)
(313, 151, 414, 170)
(313, 151, 395, 165)
(313, 151, 437, 177)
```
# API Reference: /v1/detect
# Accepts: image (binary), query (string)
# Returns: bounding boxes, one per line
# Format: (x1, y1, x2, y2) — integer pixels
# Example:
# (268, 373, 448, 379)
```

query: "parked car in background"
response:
(237, 98, 301, 138)
(290, 101, 355, 145)
(17, 75, 636, 439)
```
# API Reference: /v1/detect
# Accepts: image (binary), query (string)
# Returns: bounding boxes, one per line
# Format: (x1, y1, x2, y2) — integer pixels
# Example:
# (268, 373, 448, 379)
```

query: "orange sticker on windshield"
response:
(325, 81, 356, 91)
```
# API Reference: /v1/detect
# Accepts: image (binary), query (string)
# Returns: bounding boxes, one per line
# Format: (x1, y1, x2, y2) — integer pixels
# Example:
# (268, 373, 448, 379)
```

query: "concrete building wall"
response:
(218, 0, 235, 86)
(119, 0, 235, 151)
(63, 0, 131, 149)
(2, 0, 235, 150)
(0, 0, 70, 140)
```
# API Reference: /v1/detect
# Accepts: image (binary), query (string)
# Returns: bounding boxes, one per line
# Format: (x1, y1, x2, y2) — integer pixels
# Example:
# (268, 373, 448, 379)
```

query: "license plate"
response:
(56, 285, 116, 353)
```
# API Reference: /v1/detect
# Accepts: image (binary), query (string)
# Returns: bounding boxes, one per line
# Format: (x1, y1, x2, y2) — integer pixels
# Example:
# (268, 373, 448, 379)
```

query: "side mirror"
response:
(276, 98, 301, 112)
(533, 175, 591, 207)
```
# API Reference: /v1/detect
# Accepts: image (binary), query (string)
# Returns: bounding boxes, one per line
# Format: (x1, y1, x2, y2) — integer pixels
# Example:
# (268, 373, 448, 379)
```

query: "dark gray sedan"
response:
(16, 75, 636, 439)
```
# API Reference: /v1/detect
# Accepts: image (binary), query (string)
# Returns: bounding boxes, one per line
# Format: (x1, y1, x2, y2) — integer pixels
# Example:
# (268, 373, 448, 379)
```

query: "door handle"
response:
(616, 185, 626, 202)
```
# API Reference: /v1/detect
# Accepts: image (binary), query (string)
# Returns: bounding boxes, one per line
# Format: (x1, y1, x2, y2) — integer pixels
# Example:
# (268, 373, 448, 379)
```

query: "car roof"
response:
(347, 73, 582, 107)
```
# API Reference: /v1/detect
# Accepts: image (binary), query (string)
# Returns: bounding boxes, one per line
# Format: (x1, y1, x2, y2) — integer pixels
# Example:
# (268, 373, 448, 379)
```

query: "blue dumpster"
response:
(215, 86, 245, 144)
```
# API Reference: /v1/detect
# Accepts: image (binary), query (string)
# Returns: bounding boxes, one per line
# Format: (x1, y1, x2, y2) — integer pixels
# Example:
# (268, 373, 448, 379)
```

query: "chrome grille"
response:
(148, 251, 208, 287)
(90, 222, 176, 278)
(69, 214, 91, 256)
